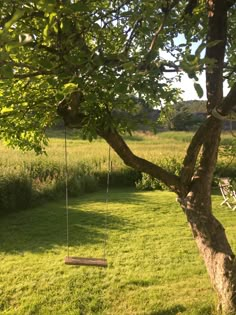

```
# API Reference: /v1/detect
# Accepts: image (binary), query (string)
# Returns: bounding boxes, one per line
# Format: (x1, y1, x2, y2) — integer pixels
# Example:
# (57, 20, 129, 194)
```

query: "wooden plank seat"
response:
(64, 256, 108, 267)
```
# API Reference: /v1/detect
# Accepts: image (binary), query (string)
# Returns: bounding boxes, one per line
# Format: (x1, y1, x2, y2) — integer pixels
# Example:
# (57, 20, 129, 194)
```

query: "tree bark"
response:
(182, 185, 236, 314)
(176, 1, 236, 312)
(178, 1, 236, 313)
(178, 116, 236, 314)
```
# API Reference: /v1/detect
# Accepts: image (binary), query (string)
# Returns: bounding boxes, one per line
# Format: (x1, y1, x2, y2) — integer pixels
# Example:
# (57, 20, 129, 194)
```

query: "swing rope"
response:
(64, 126, 70, 258)
(104, 145, 111, 259)
(64, 126, 110, 267)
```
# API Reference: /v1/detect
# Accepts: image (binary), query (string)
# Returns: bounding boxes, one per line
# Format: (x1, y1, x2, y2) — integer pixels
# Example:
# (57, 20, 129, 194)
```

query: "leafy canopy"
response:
(0, 1, 235, 152)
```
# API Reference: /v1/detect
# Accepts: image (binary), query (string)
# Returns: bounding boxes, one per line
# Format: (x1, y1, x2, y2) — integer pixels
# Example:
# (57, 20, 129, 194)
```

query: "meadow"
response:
(0, 131, 235, 314)
(0, 189, 236, 315)
(0, 131, 235, 215)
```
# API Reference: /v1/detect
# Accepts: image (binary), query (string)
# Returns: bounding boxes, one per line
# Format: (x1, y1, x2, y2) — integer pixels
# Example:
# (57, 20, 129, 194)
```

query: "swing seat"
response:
(64, 256, 108, 267)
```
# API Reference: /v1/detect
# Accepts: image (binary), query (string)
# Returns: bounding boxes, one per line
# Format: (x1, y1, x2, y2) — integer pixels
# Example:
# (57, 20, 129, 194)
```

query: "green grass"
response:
(1, 130, 233, 170)
(1, 189, 236, 315)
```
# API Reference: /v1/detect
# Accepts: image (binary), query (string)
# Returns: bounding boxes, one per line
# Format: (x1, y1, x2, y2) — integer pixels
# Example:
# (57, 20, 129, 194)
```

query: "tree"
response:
(0, 0, 236, 313)
(169, 101, 206, 130)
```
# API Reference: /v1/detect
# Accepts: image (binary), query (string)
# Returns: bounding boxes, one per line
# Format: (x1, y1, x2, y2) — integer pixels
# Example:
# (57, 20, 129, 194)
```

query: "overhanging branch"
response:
(180, 122, 206, 189)
(98, 128, 181, 194)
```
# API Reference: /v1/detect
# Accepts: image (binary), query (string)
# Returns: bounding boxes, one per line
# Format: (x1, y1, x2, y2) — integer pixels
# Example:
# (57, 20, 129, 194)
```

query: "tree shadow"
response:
(0, 200, 126, 254)
(127, 279, 156, 287)
(0, 189, 175, 255)
(149, 305, 186, 315)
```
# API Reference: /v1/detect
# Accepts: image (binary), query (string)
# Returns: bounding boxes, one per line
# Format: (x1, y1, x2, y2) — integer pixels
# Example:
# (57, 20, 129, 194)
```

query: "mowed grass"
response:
(1, 189, 236, 315)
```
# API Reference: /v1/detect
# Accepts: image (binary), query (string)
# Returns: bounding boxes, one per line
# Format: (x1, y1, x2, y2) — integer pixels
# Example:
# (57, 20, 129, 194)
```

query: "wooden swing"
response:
(65, 256, 108, 267)
(63, 128, 110, 267)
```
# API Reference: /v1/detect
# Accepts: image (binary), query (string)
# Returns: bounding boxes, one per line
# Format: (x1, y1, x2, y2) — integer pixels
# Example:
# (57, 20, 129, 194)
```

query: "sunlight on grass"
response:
(0, 130, 233, 169)
(1, 189, 236, 314)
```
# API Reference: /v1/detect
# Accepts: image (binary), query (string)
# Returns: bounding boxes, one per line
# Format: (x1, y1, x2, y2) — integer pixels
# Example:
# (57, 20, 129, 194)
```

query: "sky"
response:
(172, 73, 206, 101)
(173, 72, 230, 101)
(161, 35, 230, 101)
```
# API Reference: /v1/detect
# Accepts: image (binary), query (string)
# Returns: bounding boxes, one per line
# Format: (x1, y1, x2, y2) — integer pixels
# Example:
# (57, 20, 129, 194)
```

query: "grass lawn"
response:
(0, 189, 236, 315)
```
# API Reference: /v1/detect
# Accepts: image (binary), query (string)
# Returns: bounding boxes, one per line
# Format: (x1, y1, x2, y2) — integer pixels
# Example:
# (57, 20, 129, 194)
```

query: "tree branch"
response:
(217, 82, 236, 115)
(99, 0, 132, 26)
(148, 13, 169, 54)
(124, 18, 143, 54)
(180, 122, 206, 191)
(193, 119, 222, 193)
(56, 91, 181, 193)
(179, 114, 224, 194)
(145, 0, 179, 63)
(183, 0, 198, 16)
(205, 0, 228, 112)
(180, 0, 229, 192)
(98, 128, 181, 194)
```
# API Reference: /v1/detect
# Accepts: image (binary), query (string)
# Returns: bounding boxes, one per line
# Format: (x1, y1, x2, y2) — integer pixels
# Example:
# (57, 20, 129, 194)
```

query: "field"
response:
(1, 130, 233, 166)
(1, 189, 236, 315)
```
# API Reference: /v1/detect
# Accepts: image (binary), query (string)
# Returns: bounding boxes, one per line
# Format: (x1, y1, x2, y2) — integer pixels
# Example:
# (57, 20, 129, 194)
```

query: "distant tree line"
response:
(160, 100, 235, 131)
(170, 100, 207, 131)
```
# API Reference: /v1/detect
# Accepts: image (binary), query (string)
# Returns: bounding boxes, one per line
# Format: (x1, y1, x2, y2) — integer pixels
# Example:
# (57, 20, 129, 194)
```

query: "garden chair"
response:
(219, 178, 236, 211)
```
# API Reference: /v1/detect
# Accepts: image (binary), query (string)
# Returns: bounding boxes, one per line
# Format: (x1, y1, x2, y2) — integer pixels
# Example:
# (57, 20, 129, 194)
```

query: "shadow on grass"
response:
(0, 189, 177, 254)
(149, 304, 215, 315)
(149, 305, 186, 315)
(127, 279, 156, 287)
(0, 199, 126, 254)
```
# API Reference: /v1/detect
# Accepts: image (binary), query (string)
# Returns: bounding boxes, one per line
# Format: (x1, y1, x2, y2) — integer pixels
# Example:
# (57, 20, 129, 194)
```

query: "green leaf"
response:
(43, 24, 49, 39)
(63, 83, 78, 94)
(207, 40, 222, 48)
(0, 106, 13, 114)
(71, 3, 89, 12)
(194, 82, 204, 98)
(123, 61, 135, 71)
(49, 12, 57, 24)
(0, 51, 9, 60)
(5, 42, 21, 51)
(4, 9, 25, 29)
(0, 65, 14, 79)
(39, 0, 56, 13)
(37, 58, 54, 69)
(195, 42, 206, 56)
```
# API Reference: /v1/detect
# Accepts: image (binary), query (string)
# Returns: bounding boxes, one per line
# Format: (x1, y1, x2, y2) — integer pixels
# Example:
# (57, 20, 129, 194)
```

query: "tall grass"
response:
(0, 131, 235, 215)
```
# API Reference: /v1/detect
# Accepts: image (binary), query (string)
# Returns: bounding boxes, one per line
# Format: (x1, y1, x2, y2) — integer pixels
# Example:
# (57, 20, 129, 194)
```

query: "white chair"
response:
(219, 178, 236, 211)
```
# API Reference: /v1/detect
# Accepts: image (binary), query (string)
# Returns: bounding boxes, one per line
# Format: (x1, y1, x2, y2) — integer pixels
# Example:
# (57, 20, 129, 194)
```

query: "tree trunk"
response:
(179, 184, 236, 314)
(178, 115, 236, 313)
(185, 1, 236, 312)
